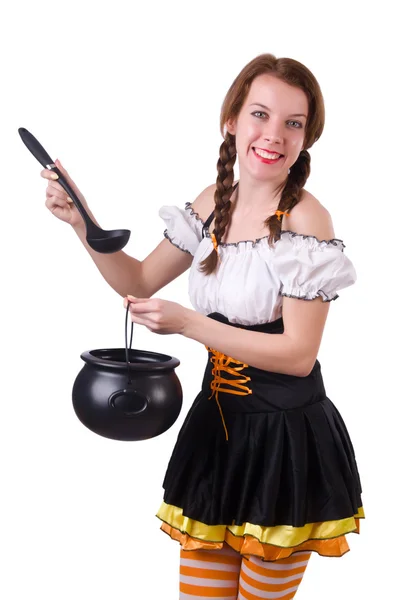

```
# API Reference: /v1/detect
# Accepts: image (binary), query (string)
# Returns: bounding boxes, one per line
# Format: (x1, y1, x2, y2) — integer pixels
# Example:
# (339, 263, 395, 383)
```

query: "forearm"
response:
(183, 309, 306, 377)
(72, 219, 145, 298)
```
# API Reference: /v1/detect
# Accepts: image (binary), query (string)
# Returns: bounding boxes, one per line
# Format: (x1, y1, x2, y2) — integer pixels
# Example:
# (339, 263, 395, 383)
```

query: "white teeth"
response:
(254, 148, 282, 159)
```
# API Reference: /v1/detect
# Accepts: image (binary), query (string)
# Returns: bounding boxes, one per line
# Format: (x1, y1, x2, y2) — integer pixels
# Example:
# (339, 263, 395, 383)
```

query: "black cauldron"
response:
(72, 304, 183, 441)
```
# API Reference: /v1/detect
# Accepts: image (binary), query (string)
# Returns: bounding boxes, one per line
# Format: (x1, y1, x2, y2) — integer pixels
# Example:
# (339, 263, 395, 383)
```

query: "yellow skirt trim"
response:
(156, 502, 364, 560)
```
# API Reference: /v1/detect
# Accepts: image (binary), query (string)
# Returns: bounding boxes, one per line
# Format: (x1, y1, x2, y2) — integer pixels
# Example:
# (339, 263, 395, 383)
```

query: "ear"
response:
(224, 118, 236, 136)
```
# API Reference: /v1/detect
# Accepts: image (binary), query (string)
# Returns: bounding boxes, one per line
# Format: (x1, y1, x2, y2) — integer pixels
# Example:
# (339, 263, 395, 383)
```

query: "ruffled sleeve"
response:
(158, 202, 204, 256)
(270, 231, 357, 302)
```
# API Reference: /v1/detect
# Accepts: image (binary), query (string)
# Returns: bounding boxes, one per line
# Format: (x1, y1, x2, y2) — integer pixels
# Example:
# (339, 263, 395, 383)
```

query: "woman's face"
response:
(226, 74, 309, 183)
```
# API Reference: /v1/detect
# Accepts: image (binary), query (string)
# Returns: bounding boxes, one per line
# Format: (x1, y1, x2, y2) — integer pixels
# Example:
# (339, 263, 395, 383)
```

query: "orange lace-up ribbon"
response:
(275, 210, 290, 221)
(205, 346, 253, 441)
(210, 233, 222, 262)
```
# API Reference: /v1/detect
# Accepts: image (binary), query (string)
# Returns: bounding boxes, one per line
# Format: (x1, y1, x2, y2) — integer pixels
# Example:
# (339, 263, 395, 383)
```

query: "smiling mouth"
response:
(253, 147, 284, 159)
(252, 148, 284, 162)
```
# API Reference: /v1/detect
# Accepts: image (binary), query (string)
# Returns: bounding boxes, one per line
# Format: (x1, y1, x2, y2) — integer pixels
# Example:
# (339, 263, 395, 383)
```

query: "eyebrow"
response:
(249, 103, 308, 119)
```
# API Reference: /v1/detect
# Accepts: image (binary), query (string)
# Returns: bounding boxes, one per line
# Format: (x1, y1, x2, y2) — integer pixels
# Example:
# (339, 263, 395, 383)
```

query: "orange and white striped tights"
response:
(179, 544, 311, 599)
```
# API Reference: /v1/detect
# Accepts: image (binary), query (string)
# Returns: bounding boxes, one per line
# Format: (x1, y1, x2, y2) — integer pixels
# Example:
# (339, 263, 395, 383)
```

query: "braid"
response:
(266, 150, 311, 247)
(199, 146, 311, 272)
(198, 132, 237, 275)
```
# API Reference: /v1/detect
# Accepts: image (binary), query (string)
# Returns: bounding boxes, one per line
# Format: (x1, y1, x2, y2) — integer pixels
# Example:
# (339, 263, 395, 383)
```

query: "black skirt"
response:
(156, 312, 364, 559)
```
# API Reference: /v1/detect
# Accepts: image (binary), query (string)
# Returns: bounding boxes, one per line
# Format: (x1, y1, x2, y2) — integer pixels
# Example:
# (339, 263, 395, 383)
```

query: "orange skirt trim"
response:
(156, 502, 364, 561)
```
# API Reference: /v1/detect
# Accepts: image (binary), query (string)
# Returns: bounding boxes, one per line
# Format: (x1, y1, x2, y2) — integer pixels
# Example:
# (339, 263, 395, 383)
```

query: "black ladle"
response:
(18, 127, 131, 253)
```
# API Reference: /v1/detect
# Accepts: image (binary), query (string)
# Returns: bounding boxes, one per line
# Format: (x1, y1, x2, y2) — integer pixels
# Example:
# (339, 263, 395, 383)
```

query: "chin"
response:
(251, 169, 285, 181)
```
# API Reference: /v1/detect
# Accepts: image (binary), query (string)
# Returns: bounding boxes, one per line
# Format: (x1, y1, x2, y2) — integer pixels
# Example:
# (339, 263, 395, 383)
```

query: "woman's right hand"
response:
(42, 159, 89, 229)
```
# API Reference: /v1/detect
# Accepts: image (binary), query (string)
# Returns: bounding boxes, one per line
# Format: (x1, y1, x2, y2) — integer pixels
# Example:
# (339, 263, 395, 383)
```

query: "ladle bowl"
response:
(86, 227, 131, 254)
(18, 127, 131, 253)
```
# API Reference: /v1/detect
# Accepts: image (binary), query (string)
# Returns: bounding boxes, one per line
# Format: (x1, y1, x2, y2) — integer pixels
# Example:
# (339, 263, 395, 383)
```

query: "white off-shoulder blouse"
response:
(159, 202, 357, 326)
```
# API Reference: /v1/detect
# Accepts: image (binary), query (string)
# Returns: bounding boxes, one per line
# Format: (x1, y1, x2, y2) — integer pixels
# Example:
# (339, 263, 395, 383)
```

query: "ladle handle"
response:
(18, 127, 54, 168)
(18, 127, 102, 237)
(125, 302, 134, 383)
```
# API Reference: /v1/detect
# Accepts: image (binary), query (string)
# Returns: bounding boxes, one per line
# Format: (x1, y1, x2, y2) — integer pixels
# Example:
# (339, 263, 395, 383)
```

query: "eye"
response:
(251, 111, 303, 129)
(251, 111, 267, 118)
(288, 120, 303, 128)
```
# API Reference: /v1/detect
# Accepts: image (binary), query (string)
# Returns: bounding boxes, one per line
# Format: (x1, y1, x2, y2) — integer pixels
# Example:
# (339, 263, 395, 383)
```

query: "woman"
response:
(43, 53, 363, 599)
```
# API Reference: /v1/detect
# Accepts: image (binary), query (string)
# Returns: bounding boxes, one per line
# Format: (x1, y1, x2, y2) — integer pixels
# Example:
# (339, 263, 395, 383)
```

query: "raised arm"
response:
(42, 158, 217, 298)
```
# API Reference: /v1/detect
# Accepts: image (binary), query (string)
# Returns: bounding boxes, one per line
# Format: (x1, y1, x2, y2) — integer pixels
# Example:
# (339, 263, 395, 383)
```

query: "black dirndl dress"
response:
(156, 312, 364, 560)
(156, 196, 364, 561)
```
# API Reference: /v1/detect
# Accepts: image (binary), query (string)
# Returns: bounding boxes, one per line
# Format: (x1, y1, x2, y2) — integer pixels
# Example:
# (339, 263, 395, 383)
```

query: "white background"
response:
(0, 0, 394, 598)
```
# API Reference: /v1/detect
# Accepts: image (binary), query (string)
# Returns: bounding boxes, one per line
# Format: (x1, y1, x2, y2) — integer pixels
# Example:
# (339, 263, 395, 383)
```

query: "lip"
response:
(253, 147, 284, 156)
(252, 148, 284, 164)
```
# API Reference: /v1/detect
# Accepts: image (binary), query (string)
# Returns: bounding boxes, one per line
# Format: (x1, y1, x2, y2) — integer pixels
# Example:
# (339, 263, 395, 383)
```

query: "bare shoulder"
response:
(189, 183, 217, 222)
(286, 189, 336, 241)
(190, 180, 239, 222)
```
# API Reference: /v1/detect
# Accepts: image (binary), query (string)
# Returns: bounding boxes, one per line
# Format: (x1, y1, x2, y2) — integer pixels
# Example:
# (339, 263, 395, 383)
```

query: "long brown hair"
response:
(199, 53, 325, 275)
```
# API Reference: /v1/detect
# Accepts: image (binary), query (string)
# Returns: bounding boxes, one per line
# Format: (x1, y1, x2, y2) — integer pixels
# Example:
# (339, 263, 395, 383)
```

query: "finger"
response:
(54, 159, 79, 192)
(46, 181, 74, 202)
(128, 313, 147, 326)
(45, 197, 70, 210)
(46, 181, 68, 199)
(46, 179, 68, 192)
(46, 189, 73, 205)
(54, 158, 69, 176)
(128, 303, 153, 314)
(40, 160, 69, 182)
(42, 159, 75, 190)
(41, 168, 59, 180)
(128, 311, 159, 333)
(127, 295, 150, 303)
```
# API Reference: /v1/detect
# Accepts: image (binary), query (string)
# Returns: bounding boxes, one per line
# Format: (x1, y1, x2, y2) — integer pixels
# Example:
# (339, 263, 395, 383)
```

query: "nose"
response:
(263, 131, 282, 145)
(262, 122, 283, 145)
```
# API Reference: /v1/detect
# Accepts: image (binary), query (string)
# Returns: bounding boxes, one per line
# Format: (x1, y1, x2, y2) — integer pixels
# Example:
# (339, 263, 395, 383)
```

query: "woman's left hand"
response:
(123, 295, 191, 335)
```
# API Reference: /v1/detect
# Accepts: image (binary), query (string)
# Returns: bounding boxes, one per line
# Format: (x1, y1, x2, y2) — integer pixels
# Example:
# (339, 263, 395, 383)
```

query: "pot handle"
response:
(107, 305, 149, 416)
(125, 302, 134, 384)
(109, 388, 148, 416)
